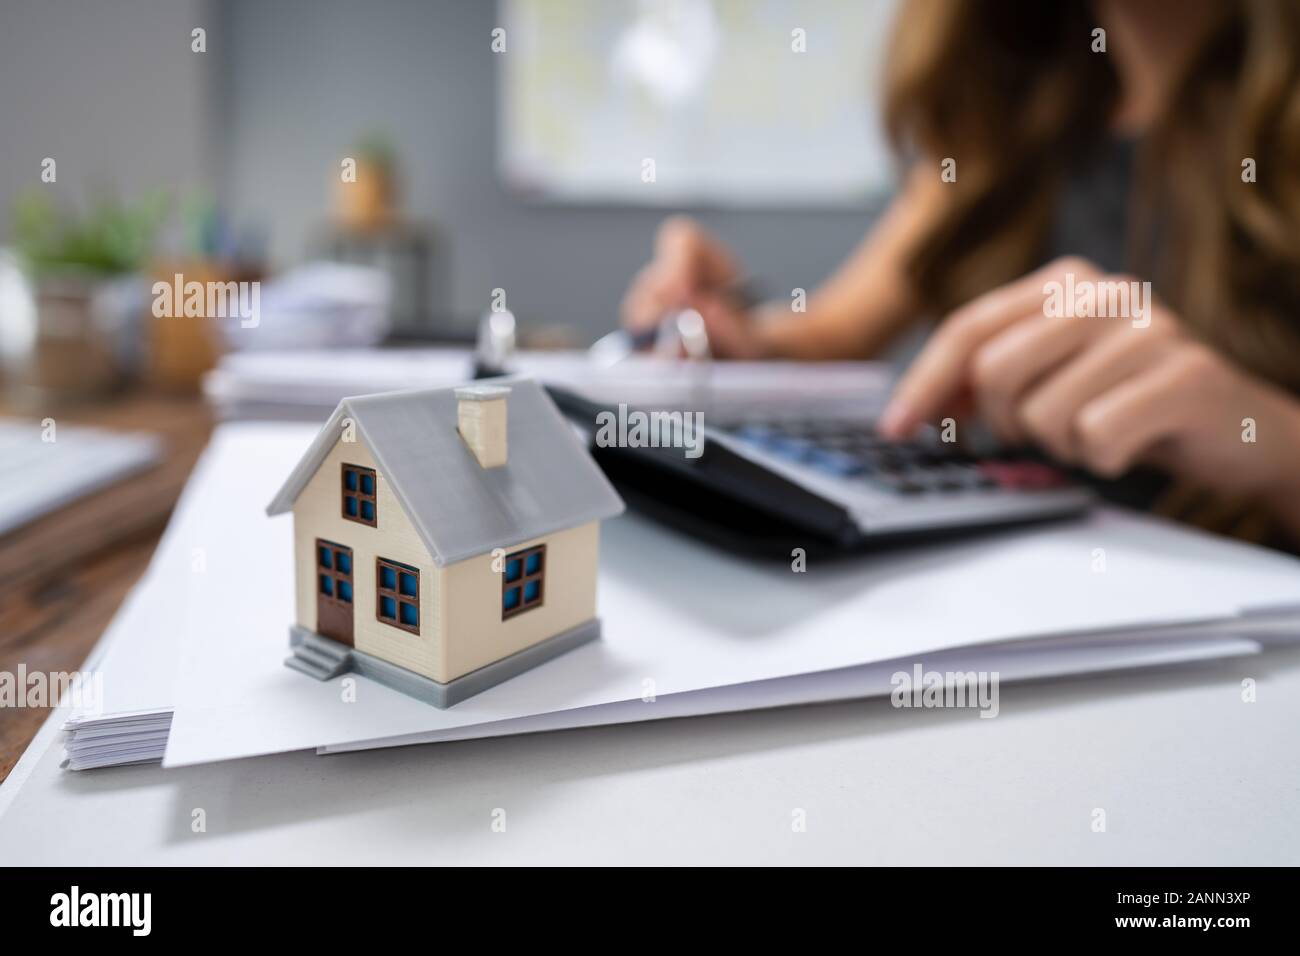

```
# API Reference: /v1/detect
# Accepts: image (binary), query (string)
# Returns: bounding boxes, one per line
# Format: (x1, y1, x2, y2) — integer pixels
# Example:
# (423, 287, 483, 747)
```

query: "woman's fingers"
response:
(1016, 326, 1172, 464)
(694, 294, 762, 359)
(655, 216, 739, 297)
(622, 217, 739, 335)
(880, 258, 1098, 437)
(879, 285, 1044, 436)
(968, 312, 1094, 444)
(620, 263, 676, 333)
(1071, 348, 1205, 476)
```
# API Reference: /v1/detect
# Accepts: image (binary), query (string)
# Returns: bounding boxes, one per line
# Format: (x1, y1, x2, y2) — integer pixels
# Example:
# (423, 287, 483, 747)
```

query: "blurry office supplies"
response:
(674, 308, 711, 360)
(0, 419, 161, 537)
(0, 259, 148, 407)
(148, 259, 257, 392)
(585, 328, 639, 368)
(319, 224, 433, 335)
(474, 308, 518, 376)
(145, 198, 268, 392)
(587, 311, 699, 367)
(588, 276, 762, 366)
(201, 347, 891, 421)
(333, 134, 400, 231)
(203, 347, 473, 420)
(218, 261, 390, 353)
(320, 133, 439, 335)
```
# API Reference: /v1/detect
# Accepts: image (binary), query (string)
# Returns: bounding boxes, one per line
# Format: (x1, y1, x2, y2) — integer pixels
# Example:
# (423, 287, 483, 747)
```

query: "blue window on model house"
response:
(342, 464, 377, 527)
(502, 544, 545, 619)
(376, 558, 419, 635)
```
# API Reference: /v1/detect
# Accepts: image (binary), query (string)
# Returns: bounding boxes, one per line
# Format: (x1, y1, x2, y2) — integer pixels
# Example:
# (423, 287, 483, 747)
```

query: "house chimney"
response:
(456, 384, 510, 468)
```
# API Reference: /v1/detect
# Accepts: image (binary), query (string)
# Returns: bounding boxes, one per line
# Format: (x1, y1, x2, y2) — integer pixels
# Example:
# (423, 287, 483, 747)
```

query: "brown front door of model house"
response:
(315, 539, 354, 646)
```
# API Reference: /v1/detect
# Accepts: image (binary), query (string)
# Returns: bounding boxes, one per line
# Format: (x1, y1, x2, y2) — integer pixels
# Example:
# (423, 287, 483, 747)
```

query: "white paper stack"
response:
(62, 711, 172, 770)
(202, 347, 894, 420)
(58, 422, 1300, 771)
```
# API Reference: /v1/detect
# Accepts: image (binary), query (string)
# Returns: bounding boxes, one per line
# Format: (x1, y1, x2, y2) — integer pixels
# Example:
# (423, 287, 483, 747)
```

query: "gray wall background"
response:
(0, 0, 888, 343)
(216, 0, 886, 340)
(0, 0, 212, 239)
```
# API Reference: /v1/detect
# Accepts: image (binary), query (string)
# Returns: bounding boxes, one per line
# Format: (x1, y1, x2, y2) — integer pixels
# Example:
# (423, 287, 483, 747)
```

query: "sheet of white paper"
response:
(204, 348, 894, 419)
(320, 633, 1262, 753)
(162, 423, 1300, 768)
(59, 425, 233, 722)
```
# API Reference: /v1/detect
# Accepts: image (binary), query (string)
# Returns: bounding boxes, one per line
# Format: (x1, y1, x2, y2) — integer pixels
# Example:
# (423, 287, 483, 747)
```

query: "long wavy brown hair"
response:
(883, 0, 1300, 391)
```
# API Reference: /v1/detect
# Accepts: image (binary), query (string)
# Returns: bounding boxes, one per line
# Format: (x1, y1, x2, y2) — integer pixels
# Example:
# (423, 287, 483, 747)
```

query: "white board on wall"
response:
(498, 0, 899, 206)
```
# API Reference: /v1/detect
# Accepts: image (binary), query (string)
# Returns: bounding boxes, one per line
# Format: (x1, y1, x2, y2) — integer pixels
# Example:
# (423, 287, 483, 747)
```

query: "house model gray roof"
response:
(266, 377, 624, 566)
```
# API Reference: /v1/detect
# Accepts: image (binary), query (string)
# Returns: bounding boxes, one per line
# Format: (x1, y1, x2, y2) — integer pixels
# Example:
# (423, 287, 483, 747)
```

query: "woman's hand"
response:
(619, 216, 766, 358)
(879, 257, 1300, 504)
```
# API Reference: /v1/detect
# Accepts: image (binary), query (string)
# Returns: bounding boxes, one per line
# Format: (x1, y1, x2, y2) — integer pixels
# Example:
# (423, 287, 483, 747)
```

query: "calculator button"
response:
(947, 464, 996, 489)
(807, 449, 864, 477)
(978, 461, 1067, 490)
(736, 424, 776, 445)
(875, 474, 925, 495)
(1013, 463, 1069, 489)
(768, 436, 815, 460)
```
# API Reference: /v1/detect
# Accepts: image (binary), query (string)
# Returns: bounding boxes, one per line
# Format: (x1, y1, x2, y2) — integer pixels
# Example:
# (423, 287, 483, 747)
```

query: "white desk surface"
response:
(3, 642, 1298, 865)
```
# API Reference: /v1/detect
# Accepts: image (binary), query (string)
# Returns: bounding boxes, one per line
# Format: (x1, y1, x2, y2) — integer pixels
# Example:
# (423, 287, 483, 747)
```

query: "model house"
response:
(266, 378, 624, 707)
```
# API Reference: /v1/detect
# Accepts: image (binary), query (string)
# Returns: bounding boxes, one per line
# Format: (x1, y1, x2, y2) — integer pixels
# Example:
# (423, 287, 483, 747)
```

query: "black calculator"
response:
(548, 386, 1093, 557)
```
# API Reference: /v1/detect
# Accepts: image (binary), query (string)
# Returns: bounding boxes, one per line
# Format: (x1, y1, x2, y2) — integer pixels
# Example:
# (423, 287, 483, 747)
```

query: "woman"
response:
(620, 0, 1300, 545)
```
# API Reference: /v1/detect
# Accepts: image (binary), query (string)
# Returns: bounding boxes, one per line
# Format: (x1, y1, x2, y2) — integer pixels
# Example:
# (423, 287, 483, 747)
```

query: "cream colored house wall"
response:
(292, 435, 442, 680)
(439, 520, 600, 682)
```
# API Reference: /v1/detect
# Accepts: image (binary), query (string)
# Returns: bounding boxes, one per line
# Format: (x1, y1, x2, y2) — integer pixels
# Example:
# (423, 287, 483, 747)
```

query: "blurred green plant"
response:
(10, 190, 169, 278)
(355, 132, 398, 171)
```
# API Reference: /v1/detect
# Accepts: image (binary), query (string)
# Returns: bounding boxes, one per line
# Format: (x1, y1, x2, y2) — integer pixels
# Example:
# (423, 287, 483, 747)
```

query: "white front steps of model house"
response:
(285, 631, 351, 680)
